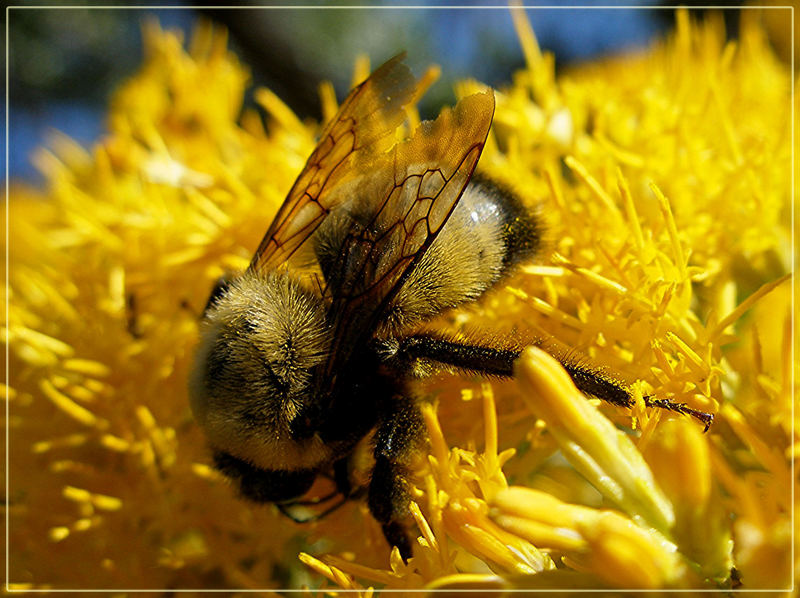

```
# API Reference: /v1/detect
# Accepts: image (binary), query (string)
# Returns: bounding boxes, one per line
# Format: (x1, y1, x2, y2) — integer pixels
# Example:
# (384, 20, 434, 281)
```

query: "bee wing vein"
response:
(248, 55, 418, 273)
(320, 92, 495, 382)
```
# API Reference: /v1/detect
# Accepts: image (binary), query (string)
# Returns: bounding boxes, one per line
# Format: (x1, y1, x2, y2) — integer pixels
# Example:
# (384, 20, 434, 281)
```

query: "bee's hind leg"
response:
(561, 359, 715, 431)
(274, 459, 363, 523)
(368, 397, 425, 562)
(397, 333, 714, 430)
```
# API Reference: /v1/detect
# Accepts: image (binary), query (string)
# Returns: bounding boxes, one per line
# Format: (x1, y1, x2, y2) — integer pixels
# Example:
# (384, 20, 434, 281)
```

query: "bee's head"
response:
(189, 270, 334, 474)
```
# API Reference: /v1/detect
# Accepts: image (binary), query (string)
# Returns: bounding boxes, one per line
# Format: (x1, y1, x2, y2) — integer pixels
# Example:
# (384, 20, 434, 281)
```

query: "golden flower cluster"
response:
(5, 8, 793, 594)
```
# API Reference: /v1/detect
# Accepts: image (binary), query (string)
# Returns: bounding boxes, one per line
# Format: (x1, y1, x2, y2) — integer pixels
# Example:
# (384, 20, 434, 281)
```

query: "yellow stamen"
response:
(254, 87, 306, 134)
(649, 182, 686, 279)
(510, 2, 542, 72)
(40, 379, 102, 428)
(617, 168, 644, 253)
(350, 53, 371, 88)
(707, 273, 790, 342)
(61, 358, 111, 377)
(565, 156, 622, 222)
(318, 79, 338, 124)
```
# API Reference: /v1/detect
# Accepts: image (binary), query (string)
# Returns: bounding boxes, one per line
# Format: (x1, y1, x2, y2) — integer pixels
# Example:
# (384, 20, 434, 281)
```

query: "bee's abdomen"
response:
(467, 175, 542, 272)
(378, 176, 542, 335)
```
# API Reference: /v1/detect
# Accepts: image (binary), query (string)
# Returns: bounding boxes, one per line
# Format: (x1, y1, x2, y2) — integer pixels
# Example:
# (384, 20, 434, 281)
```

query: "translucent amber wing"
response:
(248, 54, 417, 273)
(322, 90, 496, 379)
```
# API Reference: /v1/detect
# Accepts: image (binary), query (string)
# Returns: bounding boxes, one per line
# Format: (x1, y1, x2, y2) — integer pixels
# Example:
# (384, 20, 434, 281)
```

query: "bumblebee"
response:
(189, 55, 712, 560)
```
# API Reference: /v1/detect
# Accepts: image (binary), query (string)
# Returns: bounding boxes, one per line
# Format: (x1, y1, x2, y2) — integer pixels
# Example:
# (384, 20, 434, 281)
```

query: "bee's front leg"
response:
(368, 397, 424, 562)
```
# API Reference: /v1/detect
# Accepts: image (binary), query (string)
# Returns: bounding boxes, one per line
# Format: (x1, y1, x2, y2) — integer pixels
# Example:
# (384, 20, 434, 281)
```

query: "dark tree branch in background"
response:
(199, 8, 322, 122)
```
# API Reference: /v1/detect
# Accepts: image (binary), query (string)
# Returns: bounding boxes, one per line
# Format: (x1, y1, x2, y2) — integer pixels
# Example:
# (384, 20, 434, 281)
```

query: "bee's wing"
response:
(248, 54, 418, 273)
(322, 89, 496, 380)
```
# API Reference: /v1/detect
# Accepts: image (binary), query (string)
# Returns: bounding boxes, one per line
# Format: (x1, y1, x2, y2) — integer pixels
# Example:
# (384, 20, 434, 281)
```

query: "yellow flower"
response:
(5, 7, 792, 593)
(642, 418, 733, 581)
(513, 346, 675, 533)
(491, 485, 686, 589)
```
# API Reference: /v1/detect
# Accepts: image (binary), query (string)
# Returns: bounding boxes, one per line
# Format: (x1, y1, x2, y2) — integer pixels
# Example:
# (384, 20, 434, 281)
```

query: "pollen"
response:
(5, 7, 792, 593)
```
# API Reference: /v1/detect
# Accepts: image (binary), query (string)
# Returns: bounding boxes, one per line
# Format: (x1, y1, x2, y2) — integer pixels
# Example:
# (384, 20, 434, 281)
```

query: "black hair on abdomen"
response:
(469, 174, 543, 271)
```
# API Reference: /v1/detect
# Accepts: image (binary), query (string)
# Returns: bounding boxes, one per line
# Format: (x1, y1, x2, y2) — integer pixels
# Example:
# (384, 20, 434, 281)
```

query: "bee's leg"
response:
(368, 397, 424, 562)
(560, 360, 714, 431)
(397, 335, 518, 377)
(276, 494, 351, 523)
(212, 450, 318, 503)
(397, 334, 714, 430)
(273, 459, 360, 523)
(213, 450, 355, 524)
